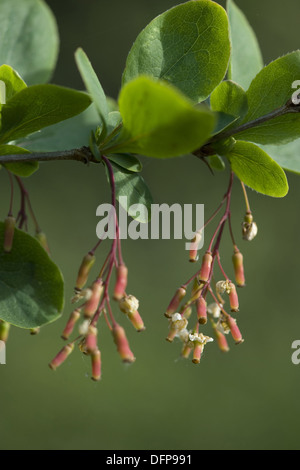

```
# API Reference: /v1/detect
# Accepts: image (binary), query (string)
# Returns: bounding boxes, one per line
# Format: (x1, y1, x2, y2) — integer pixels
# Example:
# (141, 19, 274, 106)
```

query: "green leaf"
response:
(0, 0, 59, 85)
(0, 222, 64, 329)
(106, 111, 122, 136)
(107, 154, 142, 173)
(227, 0, 263, 90)
(259, 140, 300, 175)
(213, 111, 238, 135)
(112, 164, 153, 223)
(122, 0, 231, 103)
(226, 140, 289, 197)
(108, 76, 215, 158)
(0, 145, 38, 177)
(210, 80, 248, 120)
(0, 84, 91, 144)
(209, 154, 226, 171)
(75, 48, 109, 127)
(236, 52, 300, 145)
(0, 65, 27, 102)
(22, 104, 100, 152)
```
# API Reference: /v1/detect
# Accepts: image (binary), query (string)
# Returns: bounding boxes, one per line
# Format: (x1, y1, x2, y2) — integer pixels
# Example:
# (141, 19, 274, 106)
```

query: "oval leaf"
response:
(75, 48, 109, 127)
(236, 52, 300, 145)
(107, 76, 216, 158)
(227, 0, 263, 90)
(259, 140, 300, 175)
(0, 65, 27, 102)
(0, 0, 59, 85)
(112, 164, 153, 223)
(122, 0, 231, 103)
(0, 84, 92, 144)
(0, 223, 64, 329)
(226, 140, 289, 197)
(210, 80, 248, 120)
(107, 154, 142, 172)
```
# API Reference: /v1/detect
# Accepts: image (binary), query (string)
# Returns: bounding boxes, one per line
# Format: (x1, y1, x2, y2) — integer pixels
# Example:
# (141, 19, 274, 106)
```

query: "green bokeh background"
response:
(1, 0, 300, 450)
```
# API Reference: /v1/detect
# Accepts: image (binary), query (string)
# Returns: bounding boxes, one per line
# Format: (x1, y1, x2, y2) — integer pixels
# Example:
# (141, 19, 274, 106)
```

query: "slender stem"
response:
(0, 147, 97, 165)
(6, 170, 14, 216)
(240, 181, 251, 213)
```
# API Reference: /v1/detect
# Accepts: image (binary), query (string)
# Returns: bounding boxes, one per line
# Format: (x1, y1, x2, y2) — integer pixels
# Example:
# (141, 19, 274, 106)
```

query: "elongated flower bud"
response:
(197, 297, 207, 325)
(165, 287, 186, 318)
(91, 349, 102, 381)
(228, 282, 239, 312)
(199, 251, 213, 282)
(76, 253, 96, 290)
(3, 216, 16, 253)
(189, 231, 202, 262)
(213, 325, 230, 353)
(113, 264, 128, 300)
(49, 343, 74, 371)
(128, 310, 145, 332)
(0, 320, 10, 342)
(83, 279, 104, 319)
(62, 309, 81, 340)
(85, 325, 98, 354)
(192, 343, 203, 364)
(112, 324, 135, 363)
(181, 343, 193, 359)
(227, 317, 243, 345)
(232, 248, 245, 287)
(35, 231, 50, 254)
(166, 313, 188, 342)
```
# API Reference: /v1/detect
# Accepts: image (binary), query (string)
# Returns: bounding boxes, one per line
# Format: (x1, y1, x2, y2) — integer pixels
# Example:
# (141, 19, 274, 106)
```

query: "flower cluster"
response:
(164, 172, 257, 363)
(49, 156, 145, 381)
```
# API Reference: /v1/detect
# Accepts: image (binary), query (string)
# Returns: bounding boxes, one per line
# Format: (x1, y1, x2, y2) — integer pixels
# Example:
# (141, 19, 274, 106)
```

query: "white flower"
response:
(78, 319, 90, 336)
(119, 295, 139, 314)
(207, 302, 221, 319)
(177, 328, 189, 343)
(242, 221, 258, 241)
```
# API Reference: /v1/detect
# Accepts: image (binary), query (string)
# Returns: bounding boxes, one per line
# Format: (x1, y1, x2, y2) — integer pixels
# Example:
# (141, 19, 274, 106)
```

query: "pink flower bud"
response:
(83, 279, 104, 319)
(192, 343, 203, 364)
(113, 264, 128, 300)
(62, 309, 81, 340)
(112, 324, 135, 363)
(199, 251, 213, 282)
(196, 297, 207, 325)
(76, 253, 96, 290)
(165, 286, 186, 318)
(189, 231, 202, 262)
(35, 231, 50, 255)
(227, 316, 244, 345)
(3, 216, 16, 253)
(49, 343, 74, 371)
(232, 248, 245, 287)
(91, 349, 102, 381)
(0, 320, 10, 342)
(181, 343, 193, 359)
(213, 327, 230, 353)
(128, 310, 145, 332)
(85, 325, 98, 354)
(228, 283, 239, 312)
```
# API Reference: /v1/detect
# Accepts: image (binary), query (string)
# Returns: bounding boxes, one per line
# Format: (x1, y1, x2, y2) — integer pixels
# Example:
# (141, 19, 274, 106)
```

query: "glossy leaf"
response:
(75, 48, 109, 127)
(0, 222, 64, 329)
(112, 165, 153, 223)
(0, 84, 92, 144)
(226, 141, 289, 197)
(209, 155, 226, 171)
(108, 76, 215, 158)
(227, 0, 263, 90)
(123, 0, 231, 103)
(0, 65, 27, 102)
(236, 52, 300, 145)
(0, 0, 59, 85)
(0, 145, 38, 177)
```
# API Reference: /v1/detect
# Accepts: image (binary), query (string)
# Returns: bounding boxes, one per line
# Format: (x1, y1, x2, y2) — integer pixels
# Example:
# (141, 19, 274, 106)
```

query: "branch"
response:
(0, 146, 99, 165)
(193, 99, 300, 158)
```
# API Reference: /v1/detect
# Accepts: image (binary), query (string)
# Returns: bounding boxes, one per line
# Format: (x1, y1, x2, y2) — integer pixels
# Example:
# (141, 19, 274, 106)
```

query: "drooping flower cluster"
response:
(164, 172, 257, 363)
(49, 155, 145, 381)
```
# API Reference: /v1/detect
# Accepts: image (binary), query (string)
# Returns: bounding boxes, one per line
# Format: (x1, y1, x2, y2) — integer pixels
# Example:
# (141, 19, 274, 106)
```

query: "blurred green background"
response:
(1, 0, 300, 450)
